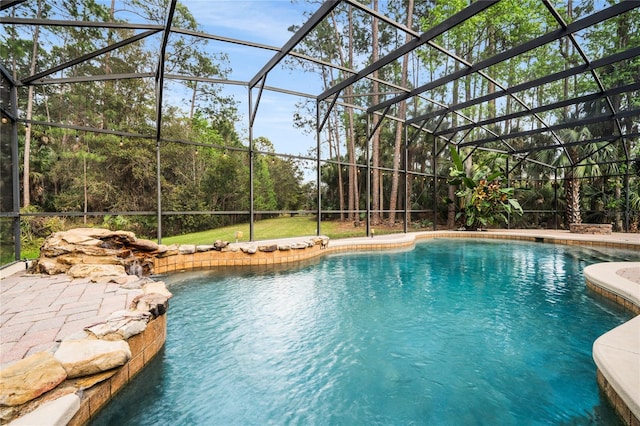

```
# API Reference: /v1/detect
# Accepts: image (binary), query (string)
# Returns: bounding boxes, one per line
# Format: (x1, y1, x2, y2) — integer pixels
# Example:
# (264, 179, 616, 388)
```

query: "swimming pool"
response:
(91, 239, 637, 425)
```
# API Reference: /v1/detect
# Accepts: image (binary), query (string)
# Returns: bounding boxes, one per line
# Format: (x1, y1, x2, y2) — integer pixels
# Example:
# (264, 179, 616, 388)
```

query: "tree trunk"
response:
(389, 0, 413, 226)
(565, 175, 581, 227)
(327, 13, 348, 221)
(446, 59, 462, 228)
(189, 82, 198, 121)
(23, 0, 42, 208)
(347, 7, 358, 221)
(332, 118, 345, 222)
(371, 0, 380, 226)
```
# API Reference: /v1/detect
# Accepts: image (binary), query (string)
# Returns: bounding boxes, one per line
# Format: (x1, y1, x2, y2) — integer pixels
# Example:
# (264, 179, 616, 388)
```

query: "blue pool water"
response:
(91, 239, 637, 425)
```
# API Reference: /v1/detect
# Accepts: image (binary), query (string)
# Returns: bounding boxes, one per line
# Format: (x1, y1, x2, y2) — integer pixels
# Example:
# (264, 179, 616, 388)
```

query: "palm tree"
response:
(556, 127, 619, 227)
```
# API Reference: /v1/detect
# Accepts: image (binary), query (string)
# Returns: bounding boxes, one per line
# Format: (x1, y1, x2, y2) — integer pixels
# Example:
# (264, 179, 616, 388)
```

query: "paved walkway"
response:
(0, 274, 140, 365)
(1, 230, 638, 367)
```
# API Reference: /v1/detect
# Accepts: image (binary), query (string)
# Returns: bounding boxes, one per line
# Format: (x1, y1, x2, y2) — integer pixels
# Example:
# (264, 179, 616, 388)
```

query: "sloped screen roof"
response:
(2, 0, 638, 169)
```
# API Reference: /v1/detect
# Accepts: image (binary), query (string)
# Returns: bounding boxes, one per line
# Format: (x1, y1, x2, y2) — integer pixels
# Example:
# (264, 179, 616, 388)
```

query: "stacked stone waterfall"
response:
(32, 228, 161, 278)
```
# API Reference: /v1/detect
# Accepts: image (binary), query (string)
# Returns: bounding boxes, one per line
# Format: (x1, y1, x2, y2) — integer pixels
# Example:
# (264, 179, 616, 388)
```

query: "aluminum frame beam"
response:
(0, 17, 163, 30)
(0, 0, 26, 12)
(458, 107, 640, 148)
(249, 0, 340, 89)
(407, 45, 640, 126)
(318, 0, 498, 102)
(371, 1, 639, 114)
(433, 81, 640, 137)
(21, 30, 161, 85)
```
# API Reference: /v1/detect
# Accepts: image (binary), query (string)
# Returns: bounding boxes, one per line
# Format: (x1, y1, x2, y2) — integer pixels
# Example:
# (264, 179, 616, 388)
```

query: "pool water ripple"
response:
(91, 239, 637, 425)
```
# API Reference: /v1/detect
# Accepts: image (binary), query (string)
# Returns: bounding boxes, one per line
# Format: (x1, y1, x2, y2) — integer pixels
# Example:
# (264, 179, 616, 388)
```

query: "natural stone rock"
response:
(110, 275, 142, 286)
(85, 318, 142, 340)
(60, 331, 90, 342)
(156, 244, 179, 257)
(70, 228, 136, 243)
(41, 233, 123, 259)
(130, 293, 169, 317)
(278, 244, 291, 251)
(142, 281, 172, 299)
(117, 319, 148, 339)
(179, 245, 196, 254)
(129, 238, 159, 252)
(54, 339, 131, 379)
(107, 309, 153, 322)
(67, 370, 117, 390)
(196, 245, 214, 252)
(214, 240, 229, 251)
(33, 258, 67, 275)
(8, 393, 80, 426)
(33, 228, 160, 276)
(291, 243, 307, 250)
(240, 245, 257, 254)
(85, 309, 150, 340)
(0, 353, 67, 406)
(0, 405, 18, 423)
(258, 244, 277, 253)
(67, 264, 126, 280)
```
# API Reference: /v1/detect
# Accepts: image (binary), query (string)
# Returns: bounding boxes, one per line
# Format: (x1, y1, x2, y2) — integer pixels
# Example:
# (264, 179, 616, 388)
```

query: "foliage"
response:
(448, 147, 522, 229)
(19, 205, 66, 242)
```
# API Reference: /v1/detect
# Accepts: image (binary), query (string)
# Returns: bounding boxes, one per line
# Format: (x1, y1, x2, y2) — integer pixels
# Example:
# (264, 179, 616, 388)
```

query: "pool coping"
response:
(584, 262, 640, 425)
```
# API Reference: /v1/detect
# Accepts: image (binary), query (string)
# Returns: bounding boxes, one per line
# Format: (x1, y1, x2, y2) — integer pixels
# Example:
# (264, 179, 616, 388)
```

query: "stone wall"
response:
(570, 223, 613, 235)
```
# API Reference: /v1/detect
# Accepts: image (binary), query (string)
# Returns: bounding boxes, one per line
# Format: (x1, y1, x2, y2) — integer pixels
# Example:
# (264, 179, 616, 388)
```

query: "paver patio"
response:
(0, 273, 140, 365)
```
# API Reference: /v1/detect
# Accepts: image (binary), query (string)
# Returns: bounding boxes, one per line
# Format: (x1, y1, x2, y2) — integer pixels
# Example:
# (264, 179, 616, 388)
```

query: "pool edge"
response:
(42, 230, 640, 425)
(585, 263, 640, 426)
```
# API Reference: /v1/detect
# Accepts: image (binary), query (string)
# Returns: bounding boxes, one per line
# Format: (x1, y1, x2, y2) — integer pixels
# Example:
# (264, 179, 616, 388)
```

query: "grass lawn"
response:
(159, 215, 371, 245)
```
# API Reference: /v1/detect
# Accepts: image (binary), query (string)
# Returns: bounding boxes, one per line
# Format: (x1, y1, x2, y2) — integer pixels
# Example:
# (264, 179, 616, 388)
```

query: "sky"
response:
(168, 0, 324, 157)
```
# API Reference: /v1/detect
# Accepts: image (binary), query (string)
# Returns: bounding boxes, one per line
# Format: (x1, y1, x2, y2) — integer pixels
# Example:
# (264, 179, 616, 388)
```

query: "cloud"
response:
(186, 0, 309, 47)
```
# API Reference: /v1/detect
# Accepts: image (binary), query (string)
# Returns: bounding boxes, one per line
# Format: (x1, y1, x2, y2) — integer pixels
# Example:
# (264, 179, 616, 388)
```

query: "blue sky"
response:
(179, 0, 323, 157)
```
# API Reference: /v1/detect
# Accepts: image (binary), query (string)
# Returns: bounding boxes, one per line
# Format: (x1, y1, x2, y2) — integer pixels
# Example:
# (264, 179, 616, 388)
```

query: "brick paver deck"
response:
(0, 273, 139, 365)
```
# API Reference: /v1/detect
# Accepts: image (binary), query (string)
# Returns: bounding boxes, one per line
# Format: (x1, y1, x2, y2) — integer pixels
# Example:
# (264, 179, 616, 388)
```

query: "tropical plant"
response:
(448, 147, 523, 229)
